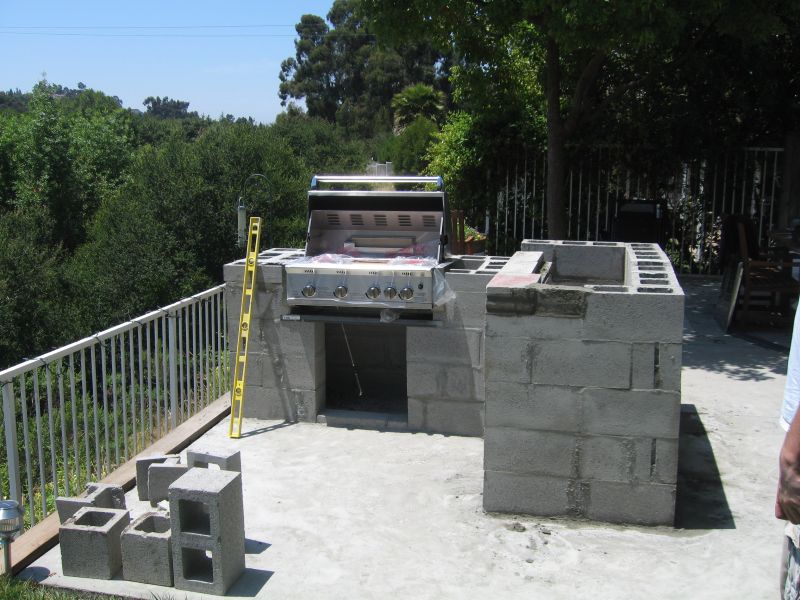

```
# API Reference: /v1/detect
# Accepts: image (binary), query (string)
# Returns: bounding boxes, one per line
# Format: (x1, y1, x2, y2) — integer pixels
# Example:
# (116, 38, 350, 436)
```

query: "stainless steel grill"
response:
(285, 176, 450, 313)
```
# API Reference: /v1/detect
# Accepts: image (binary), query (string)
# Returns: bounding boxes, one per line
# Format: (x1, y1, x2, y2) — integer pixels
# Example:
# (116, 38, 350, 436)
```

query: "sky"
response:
(1, 0, 334, 123)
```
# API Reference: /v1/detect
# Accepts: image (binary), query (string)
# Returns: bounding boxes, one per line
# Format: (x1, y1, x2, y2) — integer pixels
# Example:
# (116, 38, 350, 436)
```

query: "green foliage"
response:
(0, 206, 67, 368)
(279, 0, 450, 140)
(382, 116, 438, 174)
(391, 84, 445, 131)
(0, 78, 368, 368)
(143, 96, 198, 119)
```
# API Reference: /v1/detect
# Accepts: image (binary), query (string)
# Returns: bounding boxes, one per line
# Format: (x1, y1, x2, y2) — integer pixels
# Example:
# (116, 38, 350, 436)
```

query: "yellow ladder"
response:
(228, 216, 262, 438)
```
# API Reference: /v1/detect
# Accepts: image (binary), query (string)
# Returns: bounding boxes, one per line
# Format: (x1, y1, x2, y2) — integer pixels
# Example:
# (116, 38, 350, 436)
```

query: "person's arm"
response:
(778, 409, 800, 522)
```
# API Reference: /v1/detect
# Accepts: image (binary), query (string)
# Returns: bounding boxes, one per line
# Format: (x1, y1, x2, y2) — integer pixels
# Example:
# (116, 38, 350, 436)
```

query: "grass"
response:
(0, 576, 124, 600)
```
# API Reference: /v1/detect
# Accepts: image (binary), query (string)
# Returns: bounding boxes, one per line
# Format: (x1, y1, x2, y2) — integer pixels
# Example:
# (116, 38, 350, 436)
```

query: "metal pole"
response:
(168, 312, 178, 428)
(2, 382, 21, 507)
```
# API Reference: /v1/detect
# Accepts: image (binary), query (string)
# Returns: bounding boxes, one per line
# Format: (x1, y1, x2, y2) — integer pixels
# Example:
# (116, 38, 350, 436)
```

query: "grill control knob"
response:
(301, 284, 316, 298)
(399, 286, 414, 301)
(384, 286, 398, 300)
(366, 286, 381, 299)
(334, 285, 348, 299)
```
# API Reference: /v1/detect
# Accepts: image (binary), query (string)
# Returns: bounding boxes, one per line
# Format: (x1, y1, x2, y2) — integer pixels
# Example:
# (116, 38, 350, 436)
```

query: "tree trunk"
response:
(545, 37, 568, 239)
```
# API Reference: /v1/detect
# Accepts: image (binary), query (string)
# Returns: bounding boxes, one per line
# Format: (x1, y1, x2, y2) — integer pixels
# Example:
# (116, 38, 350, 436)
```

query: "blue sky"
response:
(1, 0, 334, 123)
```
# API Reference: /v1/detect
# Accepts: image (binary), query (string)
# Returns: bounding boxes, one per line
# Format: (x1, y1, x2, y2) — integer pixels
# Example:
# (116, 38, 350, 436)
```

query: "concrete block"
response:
(579, 436, 652, 483)
(187, 447, 242, 472)
(444, 290, 488, 328)
(444, 271, 493, 293)
(486, 285, 588, 318)
(59, 507, 130, 579)
(585, 291, 684, 343)
(242, 385, 322, 422)
(653, 438, 679, 484)
(485, 312, 585, 341)
(586, 480, 675, 525)
(632, 343, 656, 389)
(406, 326, 483, 368)
(484, 427, 577, 477)
(485, 383, 580, 432)
(170, 468, 245, 596)
(485, 336, 532, 384)
(121, 512, 173, 586)
(248, 345, 324, 391)
(656, 342, 682, 392)
(226, 285, 285, 327)
(246, 318, 323, 357)
(406, 362, 483, 401)
(531, 340, 632, 389)
(56, 483, 127, 524)
(408, 398, 484, 437)
(582, 388, 680, 438)
(224, 261, 284, 286)
(552, 244, 626, 282)
(136, 455, 179, 501)
(148, 463, 189, 504)
(483, 471, 580, 516)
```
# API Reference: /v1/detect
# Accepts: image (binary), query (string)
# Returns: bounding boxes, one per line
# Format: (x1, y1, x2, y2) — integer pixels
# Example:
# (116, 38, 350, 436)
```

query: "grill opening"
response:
(374, 214, 388, 227)
(350, 213, 365, 226)
(326, 213, 341, 226)
(422, 215, 436, 228)
(398, 215, 413, 227)
(324, 324, 407, 416)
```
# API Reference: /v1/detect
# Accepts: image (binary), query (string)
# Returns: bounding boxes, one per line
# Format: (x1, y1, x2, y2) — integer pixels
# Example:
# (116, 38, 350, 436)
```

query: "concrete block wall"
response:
(224, 251, 503, 434)
(405, 266, 502, 436)
(224, 251, 324, 422)
(484, 242, 683, 526)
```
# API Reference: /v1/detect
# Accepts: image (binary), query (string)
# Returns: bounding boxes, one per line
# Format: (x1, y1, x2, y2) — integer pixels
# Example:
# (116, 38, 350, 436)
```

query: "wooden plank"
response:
(11, 393, 231, 575)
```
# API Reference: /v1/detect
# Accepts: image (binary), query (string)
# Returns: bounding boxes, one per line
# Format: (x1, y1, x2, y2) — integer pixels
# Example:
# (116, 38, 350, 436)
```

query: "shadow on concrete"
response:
(679, 276, 789, 381)
(17, 565, 50, 582)
(239, 421, 295, 438)
(227, 567, 274, 597)
(245, 538, 271, 554)
(674, 404, 735, 530)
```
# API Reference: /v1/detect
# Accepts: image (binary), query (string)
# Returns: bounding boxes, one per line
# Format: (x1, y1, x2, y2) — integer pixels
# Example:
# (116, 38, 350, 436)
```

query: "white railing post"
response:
(2, 381, 21, 506)
(168, 310, 179, 428)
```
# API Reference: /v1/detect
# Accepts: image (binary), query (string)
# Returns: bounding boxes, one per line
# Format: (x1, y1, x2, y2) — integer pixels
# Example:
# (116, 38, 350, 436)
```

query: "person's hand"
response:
(777, 444, 800, 523)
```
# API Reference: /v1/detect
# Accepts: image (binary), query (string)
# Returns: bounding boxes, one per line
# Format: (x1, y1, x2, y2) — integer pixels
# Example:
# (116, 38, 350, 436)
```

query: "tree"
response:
(143, 96, 197, 119)
(363, 0, 794, 238)
(391, 84, 445, 131)
(279, 0, 450, 140)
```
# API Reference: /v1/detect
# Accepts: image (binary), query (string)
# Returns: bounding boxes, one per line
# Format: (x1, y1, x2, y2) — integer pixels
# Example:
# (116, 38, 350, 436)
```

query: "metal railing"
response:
(0, 285, 230, 531)
(487, 146, 785, 272)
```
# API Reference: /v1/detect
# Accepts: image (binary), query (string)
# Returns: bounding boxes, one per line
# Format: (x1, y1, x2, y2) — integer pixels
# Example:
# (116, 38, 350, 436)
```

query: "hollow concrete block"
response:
(169, 468, 245, 595)
(56, 483, 126, 524)
(121, 512, 173, 587)
(59, 507, 130, 579)
(187, 447, 242, 472)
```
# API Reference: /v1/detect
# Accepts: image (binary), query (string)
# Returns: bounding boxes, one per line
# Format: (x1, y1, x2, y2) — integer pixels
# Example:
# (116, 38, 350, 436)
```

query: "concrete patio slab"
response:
(19, 276, 790, 599)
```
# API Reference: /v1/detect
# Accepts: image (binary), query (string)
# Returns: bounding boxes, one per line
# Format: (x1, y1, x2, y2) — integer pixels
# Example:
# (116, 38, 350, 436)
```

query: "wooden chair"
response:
(734, 220, 799, 324)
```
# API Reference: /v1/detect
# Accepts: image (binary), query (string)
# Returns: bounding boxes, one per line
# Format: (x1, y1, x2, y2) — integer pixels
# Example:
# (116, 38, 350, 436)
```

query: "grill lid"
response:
(304, 176, 449, 262)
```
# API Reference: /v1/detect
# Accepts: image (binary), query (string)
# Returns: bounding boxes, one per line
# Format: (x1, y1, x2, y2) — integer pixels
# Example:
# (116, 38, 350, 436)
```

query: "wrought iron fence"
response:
(488, 146, 785, 272)
(0, 285, 230, 531)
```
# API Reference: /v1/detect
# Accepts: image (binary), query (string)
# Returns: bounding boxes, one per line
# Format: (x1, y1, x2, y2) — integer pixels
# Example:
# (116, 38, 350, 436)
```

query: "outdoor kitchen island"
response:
(224, 235, 683, 525)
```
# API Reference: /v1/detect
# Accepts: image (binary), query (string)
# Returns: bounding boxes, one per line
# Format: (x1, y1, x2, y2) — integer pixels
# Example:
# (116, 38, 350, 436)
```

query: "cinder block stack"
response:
(483, 242, 683, 526)
(169, 467, 245, 595)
